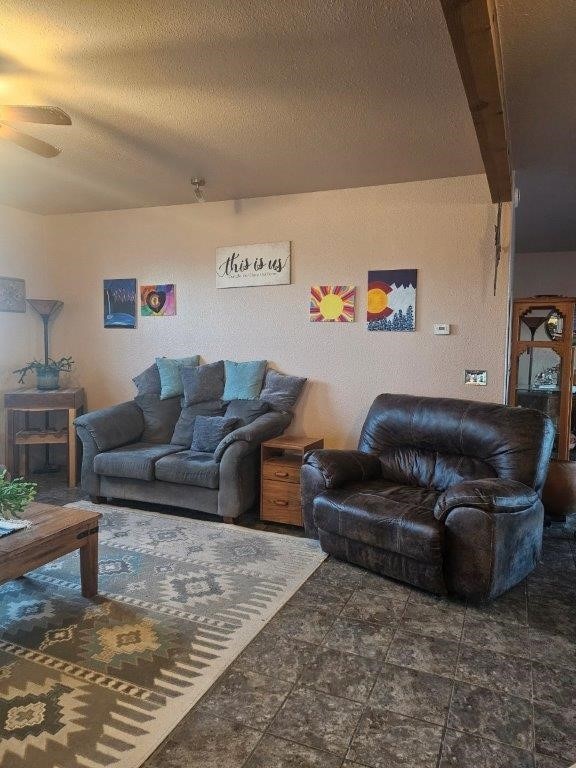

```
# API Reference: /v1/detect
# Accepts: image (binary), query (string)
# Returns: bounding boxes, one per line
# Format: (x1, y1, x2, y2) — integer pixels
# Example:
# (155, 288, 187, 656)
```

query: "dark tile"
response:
(357, 571, 414, 600)
(407, 590, 466, 610)
(197, 668, 291, 728)
(533, 661, 576, 708)
(311, 558, 365, 588)
(299, 646, 380, 702)
(439, 729, 535, 768)
(234, 629, 318, 682)
(467, 584, 528, 626)
(265, 602, 336, 644)
(341, 589, 407, 625)
(528, 597, 576, 637)
(144, 710, 261, 768)
(530, 627, 576, 670)
(348, 707, 443, 768)
(322, 616, 393, 659)
(288, 578, 354, 611)
(534, 753, 571, 768)
(534, 700, 576, 762)
(269, 686, 363, 756)
(448, 682, 533, 751)
(400, 603, 464, 642)
(369, 663, 452, 725)
(456, 645, 532, 699)
(386, 629, 459, 676)
(244, 735, 341, 768)
(461, 613, 531, 658)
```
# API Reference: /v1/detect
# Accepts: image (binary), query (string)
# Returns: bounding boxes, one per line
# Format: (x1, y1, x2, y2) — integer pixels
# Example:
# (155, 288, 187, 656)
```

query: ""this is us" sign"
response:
(216, 241, 291, 288)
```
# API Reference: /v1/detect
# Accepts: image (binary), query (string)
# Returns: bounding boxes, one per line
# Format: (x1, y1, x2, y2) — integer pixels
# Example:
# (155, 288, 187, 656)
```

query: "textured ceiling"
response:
(496, 0, 576, 253)
(0, 0, 484, 215)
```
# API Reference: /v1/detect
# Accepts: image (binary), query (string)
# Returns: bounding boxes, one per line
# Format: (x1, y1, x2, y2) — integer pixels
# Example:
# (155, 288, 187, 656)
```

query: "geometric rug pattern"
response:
(0, 502, 325, 768)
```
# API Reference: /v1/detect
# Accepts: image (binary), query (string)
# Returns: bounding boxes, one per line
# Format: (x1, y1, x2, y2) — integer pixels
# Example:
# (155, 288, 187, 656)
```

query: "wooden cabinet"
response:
(508, 296, 576, 520)
(260, 436, 324, 526)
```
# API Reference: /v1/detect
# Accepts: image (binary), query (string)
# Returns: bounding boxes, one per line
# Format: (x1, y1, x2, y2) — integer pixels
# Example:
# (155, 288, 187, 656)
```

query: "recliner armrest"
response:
(75, 401, 144, 452)
(213, 411, 292, 461)
(434, 478, 540, 522)
(302, 449, 382, 489)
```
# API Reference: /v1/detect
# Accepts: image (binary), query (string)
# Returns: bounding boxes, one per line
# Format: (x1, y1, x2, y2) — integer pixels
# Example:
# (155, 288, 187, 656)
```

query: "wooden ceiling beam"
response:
(440, 0, 512, 202)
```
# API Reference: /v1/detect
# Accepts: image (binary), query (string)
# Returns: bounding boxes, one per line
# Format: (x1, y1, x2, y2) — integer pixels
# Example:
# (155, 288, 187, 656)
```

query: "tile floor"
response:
(35, 473, 576, 768)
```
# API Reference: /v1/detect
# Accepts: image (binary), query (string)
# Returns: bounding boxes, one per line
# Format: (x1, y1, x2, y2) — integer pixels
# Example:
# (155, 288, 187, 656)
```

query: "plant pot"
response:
(36, 369, 60, 390)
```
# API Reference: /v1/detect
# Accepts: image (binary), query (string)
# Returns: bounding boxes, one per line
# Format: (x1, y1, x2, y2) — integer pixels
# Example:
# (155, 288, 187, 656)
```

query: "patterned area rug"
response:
(0, 502, 325, 768)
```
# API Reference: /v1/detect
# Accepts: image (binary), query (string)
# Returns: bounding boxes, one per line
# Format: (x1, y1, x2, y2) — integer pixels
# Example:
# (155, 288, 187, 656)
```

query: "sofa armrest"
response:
(75, 401, 144, 452)
(302, 449, 382, 489)
(434, 478, 540, 522)
(214, 411, 292, 461)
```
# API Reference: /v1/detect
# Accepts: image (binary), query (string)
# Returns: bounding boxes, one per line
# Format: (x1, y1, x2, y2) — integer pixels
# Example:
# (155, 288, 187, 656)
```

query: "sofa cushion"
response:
(223, 360, 267, 401)
(182, 361, 225, 406)
(136, 394, 182, 443)
(94, 443, 183, 481)
(156, 356, 200, 399)
(192, 415, 241, 453)
(225, 399, 270, 425)
(155, 451, 220, 489)
(314, 481, 443, 565)
(260, 369, 307, 413)
(132, 363, 161, 395)
(171, 400, 226, 446)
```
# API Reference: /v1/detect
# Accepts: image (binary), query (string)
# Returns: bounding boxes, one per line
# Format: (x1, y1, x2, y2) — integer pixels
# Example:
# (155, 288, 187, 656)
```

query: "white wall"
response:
(513, 251, 576, 298)
(0, 204, 49, 463)
(44, 175, 511, 448)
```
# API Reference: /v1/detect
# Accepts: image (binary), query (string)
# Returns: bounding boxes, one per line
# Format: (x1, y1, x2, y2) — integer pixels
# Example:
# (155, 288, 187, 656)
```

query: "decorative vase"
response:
(36, 369, 60, 390)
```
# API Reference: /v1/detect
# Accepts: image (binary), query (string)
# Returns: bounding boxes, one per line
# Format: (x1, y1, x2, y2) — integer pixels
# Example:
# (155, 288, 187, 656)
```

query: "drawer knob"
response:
(273, 499, 289, 506)
(274, 471, 289, 478)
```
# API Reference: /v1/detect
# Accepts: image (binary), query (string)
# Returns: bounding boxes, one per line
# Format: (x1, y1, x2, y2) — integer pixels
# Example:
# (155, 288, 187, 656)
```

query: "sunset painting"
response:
(310, 285, 356, 322)
(367, 269, 417, 331)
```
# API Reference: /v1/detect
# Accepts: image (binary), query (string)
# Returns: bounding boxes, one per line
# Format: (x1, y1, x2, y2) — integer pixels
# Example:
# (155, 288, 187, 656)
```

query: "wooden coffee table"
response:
(0, 502, 101, 597)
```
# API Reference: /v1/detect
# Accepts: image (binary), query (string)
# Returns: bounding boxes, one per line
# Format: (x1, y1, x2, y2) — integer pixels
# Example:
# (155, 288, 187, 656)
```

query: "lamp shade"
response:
(27, 299, 63, 319)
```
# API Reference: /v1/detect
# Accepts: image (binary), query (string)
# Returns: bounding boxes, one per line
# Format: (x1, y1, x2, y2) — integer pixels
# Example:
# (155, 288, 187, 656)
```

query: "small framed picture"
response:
(0, 277, 26, 312)
(465, 369, 487, 386)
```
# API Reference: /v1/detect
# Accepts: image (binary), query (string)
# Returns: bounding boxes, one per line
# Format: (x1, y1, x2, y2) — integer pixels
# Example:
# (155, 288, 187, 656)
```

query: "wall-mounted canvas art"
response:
(0, 277, 26, 312)
(140, 284, 176, 316)
(103, 278, 137, 328)
(367, 269, 417, 332)
(310, 285, 355, 322)
(216, 241, 291, 288)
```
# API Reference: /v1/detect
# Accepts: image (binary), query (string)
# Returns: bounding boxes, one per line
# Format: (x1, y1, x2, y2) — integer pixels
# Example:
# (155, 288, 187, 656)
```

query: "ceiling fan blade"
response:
(0, 124, 61, 157)
(0, 105, 71, 125)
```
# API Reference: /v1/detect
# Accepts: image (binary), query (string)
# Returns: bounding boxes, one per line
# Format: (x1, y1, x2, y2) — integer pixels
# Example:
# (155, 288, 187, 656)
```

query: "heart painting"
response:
(140, 284, 176, 317)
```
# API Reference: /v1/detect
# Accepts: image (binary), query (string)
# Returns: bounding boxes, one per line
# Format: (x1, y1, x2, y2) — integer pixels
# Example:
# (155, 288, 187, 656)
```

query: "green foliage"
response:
(13, 356, 74, 385)
(0, 469, 37, 519)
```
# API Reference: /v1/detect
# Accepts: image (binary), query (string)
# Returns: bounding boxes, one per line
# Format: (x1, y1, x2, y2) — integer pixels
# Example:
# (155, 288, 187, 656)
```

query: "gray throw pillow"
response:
(226, 399, 270, 425)
(260, 370, 307, 413)
(191, 416, 240, 453)
(182, 361, 225, 406)
(132, 364, 161, 395)
(171, 400, 226, 446)
(135, 394, 182, 443)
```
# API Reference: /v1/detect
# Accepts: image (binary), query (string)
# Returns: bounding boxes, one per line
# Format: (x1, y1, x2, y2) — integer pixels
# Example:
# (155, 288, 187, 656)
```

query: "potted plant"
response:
(0, 469, 36, 519)
(13, 356, 74, 390)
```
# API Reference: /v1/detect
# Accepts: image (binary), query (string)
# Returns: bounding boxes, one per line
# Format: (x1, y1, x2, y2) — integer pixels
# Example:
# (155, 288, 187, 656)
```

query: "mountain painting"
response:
(367, 269, 417, 331)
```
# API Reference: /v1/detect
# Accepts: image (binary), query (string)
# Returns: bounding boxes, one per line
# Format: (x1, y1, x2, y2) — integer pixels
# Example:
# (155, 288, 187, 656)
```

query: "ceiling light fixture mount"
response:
(191, 177, 206, 203)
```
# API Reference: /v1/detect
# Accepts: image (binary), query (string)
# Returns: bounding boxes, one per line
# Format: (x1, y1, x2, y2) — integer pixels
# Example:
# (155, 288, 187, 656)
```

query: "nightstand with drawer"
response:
(260, 436, 324, 526)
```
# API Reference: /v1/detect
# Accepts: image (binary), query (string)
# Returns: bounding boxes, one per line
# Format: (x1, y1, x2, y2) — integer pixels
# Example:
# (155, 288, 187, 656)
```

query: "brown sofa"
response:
(301, 393, 554, 600)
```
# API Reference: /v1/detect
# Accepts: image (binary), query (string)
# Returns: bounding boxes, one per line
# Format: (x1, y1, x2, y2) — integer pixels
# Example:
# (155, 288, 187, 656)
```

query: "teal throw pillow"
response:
(155, 356, 199, 400)
(223, 360, 267, 401)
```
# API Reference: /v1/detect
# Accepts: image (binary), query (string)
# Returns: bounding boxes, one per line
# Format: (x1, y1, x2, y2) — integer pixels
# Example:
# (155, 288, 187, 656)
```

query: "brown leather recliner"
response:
(301, 393, 554, 600)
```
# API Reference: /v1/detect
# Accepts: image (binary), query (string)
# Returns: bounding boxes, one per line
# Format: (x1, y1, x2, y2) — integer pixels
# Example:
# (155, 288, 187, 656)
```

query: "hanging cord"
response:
(493, 202, 502, 296)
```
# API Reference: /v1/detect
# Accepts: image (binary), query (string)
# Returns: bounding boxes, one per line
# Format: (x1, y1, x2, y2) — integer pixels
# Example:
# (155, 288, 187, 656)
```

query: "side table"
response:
(261, 435, 324, 526)
(4, 387, 85, 488)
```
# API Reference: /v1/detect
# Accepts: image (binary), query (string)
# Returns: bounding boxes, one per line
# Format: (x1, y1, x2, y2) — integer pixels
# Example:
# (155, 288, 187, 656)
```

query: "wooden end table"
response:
(0, 502, 101, 598)
(261, 435, 324, 526)
(4, 387, 85, 487)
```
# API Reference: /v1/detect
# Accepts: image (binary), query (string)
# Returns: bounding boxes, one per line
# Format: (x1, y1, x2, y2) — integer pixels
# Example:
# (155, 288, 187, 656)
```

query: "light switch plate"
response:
(433, 323, 450, 335)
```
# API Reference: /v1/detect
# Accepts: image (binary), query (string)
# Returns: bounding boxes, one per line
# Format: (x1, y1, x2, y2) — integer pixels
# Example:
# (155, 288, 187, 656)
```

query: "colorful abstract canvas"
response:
(367, 269, 417, 331)
(103, 278, 137, 328)
(140, 284, 176, 316)
(310, 285, 355, 322)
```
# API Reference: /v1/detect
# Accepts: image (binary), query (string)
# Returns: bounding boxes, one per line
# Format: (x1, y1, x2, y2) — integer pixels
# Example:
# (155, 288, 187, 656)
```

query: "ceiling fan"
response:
(0, 105, 71, 158)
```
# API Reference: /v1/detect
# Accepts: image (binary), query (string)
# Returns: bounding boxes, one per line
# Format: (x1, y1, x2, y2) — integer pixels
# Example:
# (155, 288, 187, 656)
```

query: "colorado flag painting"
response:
(367, 269, 417, 331)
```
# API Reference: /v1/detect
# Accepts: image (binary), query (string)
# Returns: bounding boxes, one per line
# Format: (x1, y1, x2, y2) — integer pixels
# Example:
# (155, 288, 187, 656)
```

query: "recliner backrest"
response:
(358, 393, 554, 493)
